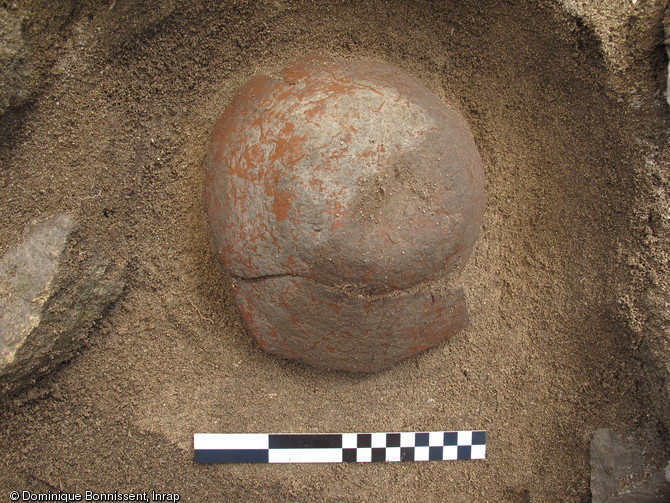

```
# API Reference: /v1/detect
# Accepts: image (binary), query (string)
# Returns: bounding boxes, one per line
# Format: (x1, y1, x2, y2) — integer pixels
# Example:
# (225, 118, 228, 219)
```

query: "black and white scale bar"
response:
(194, 431, 486, 464)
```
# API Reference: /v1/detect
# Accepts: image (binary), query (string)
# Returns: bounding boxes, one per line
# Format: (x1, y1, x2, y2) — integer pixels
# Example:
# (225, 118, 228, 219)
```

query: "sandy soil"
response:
(1, 1, 669, 502)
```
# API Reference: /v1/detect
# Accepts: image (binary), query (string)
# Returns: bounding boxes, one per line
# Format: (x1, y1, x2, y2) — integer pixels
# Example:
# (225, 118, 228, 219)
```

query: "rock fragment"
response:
(590, 428, 670, 503)
(0, 8, 32, 117)
(0, 214, 125, 397)
(665, 7, 670, 106)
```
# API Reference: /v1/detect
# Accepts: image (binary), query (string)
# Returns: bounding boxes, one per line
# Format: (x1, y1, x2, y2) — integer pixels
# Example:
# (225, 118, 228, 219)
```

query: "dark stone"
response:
(0, 8, 31, 117)
(590, 429, 670, 503)
(0, 214, 125, 397)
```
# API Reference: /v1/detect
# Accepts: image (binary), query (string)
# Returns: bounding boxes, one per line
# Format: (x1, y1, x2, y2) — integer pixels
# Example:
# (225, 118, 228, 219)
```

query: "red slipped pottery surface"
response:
(205, 54, 485, 372)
